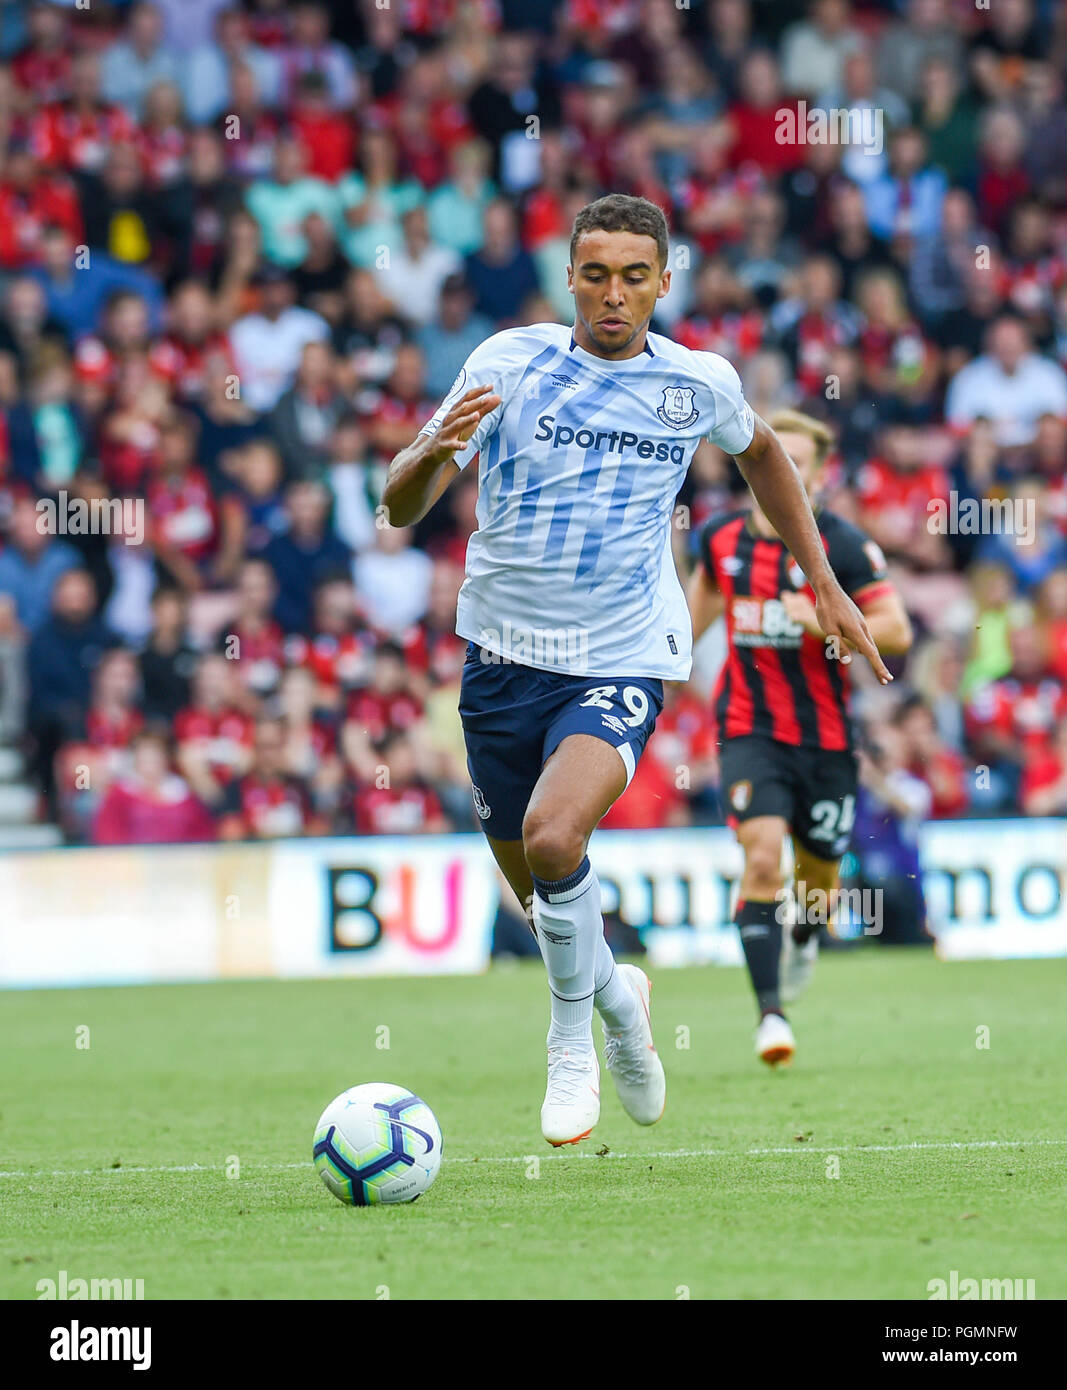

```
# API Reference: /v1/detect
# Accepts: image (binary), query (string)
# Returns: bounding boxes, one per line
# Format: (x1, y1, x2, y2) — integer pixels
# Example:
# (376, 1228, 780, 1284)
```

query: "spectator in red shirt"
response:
(1020, 720, 1067, 817)
(1001, 198, 1065, 342)
(32, 52, 137, 178)
(174, 651, 256, 806)
(218, 717, 325, 839)
(394, 558, 466, 695)
(854, 268, 938, 407)
(676, 119, 761, 258)
(56, 647, 144, 839)
(343, 641, 422, 780)
(97, 354, 171, 495)
(149, 409, 247, 590)
(965, 623, 1067, 774)
(13, 1, 72, 105)
(219, 557, 285, 701)
(727, 50, 803, 176)
(0, 143, 83, 270)
(975, 106, 1031, 242)
(75, 286, 155, 395)
(285, 575, 374, 709)
(136, 80, 190, 191)
(1036, 567, 1067, 681)
(93, 728, 216, 845)
(390, 57, 472, 194)
(673, 257, 763, 366)
(150, 278, 233, 404)
(247, 0, 292, 50)
(519, 131, 574, 251)
(290, 71, 355, 182)
(645, 679, 720, 812)
(855, 424, 952, 572)
(350, 727, 448, 835)
(361, 340, 436, 466)
(771, 253, 861, 397)
(895, 696, 970, 818)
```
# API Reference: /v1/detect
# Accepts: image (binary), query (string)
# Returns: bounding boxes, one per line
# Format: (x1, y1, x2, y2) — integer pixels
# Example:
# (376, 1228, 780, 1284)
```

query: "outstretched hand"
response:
(428, 383, 501, 461)
(814, 584, 893, 685)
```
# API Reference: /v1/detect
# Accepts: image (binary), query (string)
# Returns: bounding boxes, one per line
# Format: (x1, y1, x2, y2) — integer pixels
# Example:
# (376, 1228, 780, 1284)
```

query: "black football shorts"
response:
(718, 734, 858, 861)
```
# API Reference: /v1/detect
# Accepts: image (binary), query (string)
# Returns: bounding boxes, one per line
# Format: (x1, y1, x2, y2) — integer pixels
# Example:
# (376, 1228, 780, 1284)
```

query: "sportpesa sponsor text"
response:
(534, 413, 689, 463)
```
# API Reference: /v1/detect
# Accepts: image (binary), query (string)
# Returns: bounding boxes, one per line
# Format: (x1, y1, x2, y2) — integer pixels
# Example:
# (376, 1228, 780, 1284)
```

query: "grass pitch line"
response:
(2, 1136, 1065, 1181)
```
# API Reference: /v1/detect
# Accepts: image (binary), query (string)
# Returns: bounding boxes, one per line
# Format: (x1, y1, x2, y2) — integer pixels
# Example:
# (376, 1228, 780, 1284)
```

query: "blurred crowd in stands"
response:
(0, 0, 1065, 846)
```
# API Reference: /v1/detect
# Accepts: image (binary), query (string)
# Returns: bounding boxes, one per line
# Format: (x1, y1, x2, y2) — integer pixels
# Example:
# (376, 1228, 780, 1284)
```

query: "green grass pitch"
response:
(2, 950, 1065, 1300)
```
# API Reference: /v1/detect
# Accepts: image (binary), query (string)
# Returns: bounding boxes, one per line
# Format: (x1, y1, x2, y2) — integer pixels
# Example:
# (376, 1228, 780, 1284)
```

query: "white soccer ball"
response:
(313, 1083, 442, 1206)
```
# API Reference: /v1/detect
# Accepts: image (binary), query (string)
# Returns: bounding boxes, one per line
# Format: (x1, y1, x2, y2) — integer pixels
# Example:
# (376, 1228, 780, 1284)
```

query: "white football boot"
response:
(780, 927, 819, 1004)
(755, 1012, 795, 1067)
(541, 1044, 600, 1147)
(602, 964, 666, 1126)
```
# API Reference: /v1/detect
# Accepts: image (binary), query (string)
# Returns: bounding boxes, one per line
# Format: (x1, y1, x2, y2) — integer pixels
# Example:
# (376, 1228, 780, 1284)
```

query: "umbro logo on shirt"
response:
(550, 374, 579, 389)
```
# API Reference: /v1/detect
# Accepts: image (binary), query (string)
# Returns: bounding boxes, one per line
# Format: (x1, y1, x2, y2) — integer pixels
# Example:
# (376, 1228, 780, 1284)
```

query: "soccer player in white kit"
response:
(383, 195, 890, 1146)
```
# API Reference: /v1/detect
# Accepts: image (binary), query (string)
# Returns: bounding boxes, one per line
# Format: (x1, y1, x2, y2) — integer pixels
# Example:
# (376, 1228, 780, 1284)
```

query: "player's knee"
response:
(742, 840, 785, 897)
(522, 809, 584, 882)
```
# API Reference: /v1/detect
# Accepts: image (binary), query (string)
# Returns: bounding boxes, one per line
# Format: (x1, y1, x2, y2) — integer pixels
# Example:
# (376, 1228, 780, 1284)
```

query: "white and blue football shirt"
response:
(416, 321, 755, 679)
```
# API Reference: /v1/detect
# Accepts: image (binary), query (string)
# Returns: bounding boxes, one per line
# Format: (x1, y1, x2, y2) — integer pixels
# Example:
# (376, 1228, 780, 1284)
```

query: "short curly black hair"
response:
(569, 194, 669, 272)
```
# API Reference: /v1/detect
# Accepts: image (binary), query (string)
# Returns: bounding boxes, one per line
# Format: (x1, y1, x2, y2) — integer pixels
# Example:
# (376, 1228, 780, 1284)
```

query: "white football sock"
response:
(594, 938, 639, 1031)
(531, 857, 601, 1050)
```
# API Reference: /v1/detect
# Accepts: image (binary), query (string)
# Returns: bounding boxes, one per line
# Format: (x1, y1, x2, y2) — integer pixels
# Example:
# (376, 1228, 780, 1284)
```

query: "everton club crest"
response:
(656, 385, 699, 429)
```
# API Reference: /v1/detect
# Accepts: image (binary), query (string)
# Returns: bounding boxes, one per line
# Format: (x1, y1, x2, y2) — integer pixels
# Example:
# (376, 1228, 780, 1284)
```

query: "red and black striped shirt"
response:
(699, 508, 891, 752)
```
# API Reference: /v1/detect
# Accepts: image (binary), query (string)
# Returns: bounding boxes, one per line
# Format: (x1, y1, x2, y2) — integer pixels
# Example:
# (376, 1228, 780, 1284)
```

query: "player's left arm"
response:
(848, 584, 913, 655)
(731, 415, 892, 684)
(780, 583, 913, 655)
(779, 524, 913, 656)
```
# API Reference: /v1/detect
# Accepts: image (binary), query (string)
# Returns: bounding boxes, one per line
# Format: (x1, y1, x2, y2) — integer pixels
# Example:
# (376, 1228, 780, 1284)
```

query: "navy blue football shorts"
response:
(458, 642, 664, 841)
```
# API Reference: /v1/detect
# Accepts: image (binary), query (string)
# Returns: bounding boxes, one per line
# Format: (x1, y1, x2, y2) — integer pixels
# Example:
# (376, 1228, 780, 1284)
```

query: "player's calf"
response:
(733, 820, 789, 1019)
(781, 845, 840, 1002)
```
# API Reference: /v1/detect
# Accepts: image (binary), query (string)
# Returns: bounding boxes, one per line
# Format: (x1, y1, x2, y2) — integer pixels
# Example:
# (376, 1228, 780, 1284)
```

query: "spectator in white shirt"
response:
(780, 0, 865, 98)
(374, 206, 461, 329)
(945, 316, 1067, 447)
(228, 267, 329, 414)
(353, 525, 433, 636)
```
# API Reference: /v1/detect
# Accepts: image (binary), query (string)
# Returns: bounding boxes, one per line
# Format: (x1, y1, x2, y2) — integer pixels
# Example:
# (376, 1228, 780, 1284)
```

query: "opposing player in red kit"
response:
(689, 411, 913, 1066)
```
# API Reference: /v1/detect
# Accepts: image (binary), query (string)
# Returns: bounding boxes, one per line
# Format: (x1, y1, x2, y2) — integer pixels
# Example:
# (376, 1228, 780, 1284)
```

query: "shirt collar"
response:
(568, 332, 655, 368)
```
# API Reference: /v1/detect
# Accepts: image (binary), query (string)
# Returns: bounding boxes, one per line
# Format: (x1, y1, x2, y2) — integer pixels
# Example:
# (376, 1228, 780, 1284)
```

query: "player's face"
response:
(568, 230, 670, 358)
(776, 431, 820, 494)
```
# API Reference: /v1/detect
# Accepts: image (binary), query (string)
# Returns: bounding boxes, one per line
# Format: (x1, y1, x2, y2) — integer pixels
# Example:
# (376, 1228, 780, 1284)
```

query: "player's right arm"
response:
(382, 383, 501, 527)
(687, 514, 730, 640)
(687, 562, 725, 641)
